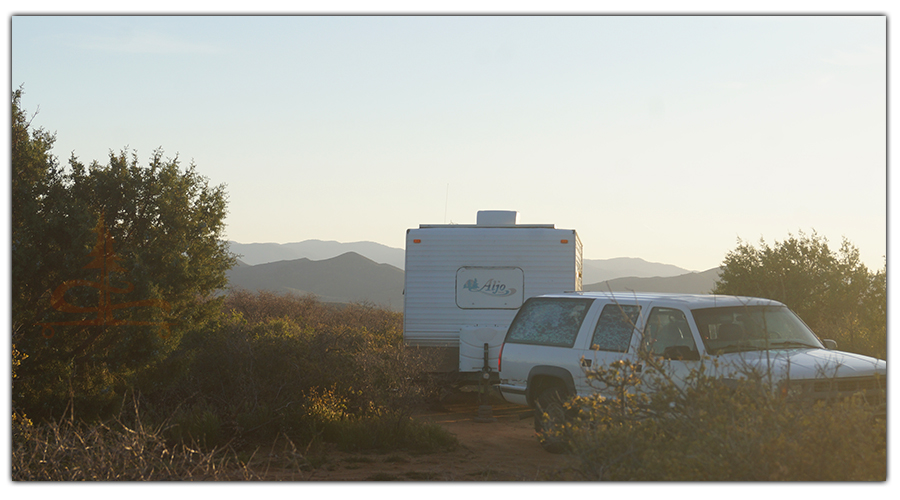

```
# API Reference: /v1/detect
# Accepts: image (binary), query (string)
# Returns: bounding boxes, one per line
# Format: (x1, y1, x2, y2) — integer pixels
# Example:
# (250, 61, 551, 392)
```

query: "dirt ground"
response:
(259, 391, 579, 481)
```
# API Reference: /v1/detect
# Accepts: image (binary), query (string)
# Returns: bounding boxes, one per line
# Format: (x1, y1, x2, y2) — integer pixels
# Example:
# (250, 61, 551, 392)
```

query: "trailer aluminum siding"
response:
(403, 226, 582, 352)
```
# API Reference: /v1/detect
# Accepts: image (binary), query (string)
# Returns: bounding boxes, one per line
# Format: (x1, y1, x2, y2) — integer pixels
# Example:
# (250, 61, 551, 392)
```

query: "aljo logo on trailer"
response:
(456, 266, 524, 309)
(462, 277, 517, 297)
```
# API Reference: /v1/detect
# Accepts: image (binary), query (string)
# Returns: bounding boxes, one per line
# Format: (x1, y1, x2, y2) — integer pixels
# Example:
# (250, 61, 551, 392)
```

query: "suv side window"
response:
(591, 304, 641, 352)
(505, 298, 593, 348)
(643, 307, 699, 359)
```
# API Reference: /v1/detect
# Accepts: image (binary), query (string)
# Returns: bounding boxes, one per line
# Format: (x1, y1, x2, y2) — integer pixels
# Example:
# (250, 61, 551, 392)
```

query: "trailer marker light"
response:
(560, 239, 568, 244)
(413, 239, 421, 243)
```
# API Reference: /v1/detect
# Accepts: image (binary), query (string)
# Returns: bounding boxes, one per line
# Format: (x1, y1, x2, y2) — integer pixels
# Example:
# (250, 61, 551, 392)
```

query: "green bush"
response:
(134, 291, 447, 452)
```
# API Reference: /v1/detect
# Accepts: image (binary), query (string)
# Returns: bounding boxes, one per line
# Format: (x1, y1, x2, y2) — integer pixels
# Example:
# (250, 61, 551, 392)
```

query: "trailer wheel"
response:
(533, 384, 569, 454)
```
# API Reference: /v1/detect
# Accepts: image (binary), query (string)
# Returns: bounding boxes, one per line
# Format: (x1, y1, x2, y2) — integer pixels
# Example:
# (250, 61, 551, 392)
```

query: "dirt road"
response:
(261, 391, 578, 481)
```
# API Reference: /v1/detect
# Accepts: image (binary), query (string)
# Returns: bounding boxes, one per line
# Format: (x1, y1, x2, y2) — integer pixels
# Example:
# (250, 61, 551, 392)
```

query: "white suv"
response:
(497, 292, 886, 450)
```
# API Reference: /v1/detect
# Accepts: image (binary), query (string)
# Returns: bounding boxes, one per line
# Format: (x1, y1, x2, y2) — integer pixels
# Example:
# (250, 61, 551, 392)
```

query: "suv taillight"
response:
(498, 342, 504, 372)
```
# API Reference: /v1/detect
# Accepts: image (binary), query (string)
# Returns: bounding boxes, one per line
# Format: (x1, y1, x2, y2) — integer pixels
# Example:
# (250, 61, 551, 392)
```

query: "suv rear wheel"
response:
(533, 384, 569, 454)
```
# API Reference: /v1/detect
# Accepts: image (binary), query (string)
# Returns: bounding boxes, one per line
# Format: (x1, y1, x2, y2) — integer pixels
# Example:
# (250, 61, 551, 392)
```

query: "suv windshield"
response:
(691, 305, 823, 354)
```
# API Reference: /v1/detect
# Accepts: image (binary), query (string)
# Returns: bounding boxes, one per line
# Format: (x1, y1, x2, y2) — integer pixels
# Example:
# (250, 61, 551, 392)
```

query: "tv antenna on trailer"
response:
(444, 183, 449, 224)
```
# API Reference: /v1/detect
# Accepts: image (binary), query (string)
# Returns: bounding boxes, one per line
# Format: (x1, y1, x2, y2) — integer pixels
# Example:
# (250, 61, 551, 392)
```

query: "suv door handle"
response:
(581, 358, 592, 368)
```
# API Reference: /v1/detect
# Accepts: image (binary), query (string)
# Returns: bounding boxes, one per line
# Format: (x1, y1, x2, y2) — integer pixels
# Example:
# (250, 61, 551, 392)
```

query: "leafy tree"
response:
(12, 89, 236, 421)
(713, 232, 885, 359)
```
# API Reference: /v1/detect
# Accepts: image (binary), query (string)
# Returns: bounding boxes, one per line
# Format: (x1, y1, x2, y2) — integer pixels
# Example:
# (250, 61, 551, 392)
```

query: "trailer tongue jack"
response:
(474, 342, 497, 423)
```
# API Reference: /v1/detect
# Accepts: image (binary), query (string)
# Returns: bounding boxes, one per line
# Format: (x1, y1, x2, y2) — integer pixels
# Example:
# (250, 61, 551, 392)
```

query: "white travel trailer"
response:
(403, 210, 582, 381)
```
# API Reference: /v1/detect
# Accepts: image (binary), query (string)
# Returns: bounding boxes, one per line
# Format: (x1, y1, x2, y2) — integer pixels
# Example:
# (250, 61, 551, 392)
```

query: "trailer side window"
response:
(505, 298, 593, 348)
(591, 304, 640, 352)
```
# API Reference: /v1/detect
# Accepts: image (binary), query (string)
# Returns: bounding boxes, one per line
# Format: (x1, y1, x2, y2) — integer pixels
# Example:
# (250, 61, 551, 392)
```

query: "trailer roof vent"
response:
(476, 210, 519, 226)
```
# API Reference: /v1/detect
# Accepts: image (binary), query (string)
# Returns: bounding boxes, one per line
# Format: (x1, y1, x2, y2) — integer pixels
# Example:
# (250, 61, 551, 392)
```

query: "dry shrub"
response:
(550, 359, 886, 481)
(329, 413, 459, 453)
(12, 401, 258, 481)
(224, 289, 327, 327)
(13, 291, 452, 480)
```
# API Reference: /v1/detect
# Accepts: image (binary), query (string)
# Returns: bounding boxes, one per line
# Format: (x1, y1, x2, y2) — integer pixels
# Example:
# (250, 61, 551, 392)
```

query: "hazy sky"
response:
(10, 15, 887, 272)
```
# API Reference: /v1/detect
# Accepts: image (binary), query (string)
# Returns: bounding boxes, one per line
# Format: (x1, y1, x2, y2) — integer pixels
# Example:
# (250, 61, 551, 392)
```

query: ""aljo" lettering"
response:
(463, 278, 517, 297)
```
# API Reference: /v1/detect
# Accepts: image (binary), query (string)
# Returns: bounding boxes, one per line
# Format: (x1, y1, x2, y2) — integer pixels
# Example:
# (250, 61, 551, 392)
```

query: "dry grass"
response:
(12, 412, 259, 481)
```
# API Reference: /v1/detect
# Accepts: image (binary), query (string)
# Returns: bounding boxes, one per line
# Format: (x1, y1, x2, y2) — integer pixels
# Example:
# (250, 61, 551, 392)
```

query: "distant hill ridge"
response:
(581, 257, 695, 283)
(226, 244, 721, 312)
(226, 251, 405, 311)
(583, 268, 721, 294)
(228, 240, 405, 269)
(228, 240, 700, 283)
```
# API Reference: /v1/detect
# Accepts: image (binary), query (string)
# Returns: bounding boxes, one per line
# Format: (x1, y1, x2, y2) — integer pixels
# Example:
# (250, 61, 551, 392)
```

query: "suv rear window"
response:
(505, 297, 593, 347)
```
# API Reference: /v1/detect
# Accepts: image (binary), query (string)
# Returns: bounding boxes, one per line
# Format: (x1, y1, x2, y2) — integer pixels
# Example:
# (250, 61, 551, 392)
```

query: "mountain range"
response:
(227, 251, 405, 310)
(225, 241, 722, 312)
(228, 241, 705, 283)
(583, 268, 722, 294)
(229, 240, 405, 269)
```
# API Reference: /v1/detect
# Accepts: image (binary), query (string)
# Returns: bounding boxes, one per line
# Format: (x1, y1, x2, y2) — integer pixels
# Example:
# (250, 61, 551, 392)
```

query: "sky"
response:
(8, 13, 887, 273)
(2, 3, 896, 498)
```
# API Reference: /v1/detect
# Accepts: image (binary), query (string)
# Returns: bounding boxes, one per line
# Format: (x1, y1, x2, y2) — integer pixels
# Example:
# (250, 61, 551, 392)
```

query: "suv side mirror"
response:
(822, 339, 837, 350)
